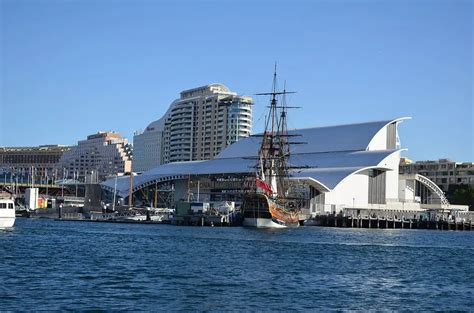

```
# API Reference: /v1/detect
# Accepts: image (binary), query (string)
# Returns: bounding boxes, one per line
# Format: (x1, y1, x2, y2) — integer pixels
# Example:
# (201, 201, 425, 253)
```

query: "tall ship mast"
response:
(241, 67, 301, 228)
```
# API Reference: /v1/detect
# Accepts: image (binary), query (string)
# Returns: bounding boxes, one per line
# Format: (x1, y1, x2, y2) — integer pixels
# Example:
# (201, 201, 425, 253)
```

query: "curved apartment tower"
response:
(133, 84, 252, 171)
(132, 105, 174, 172)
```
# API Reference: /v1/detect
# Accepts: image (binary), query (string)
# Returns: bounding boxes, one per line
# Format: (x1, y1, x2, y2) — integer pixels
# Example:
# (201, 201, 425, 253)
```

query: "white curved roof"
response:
(103, 118, 409, 197)
(216, 118, 406, 158)
(102, 149, 399, 197)
(291, 167, 365, 191)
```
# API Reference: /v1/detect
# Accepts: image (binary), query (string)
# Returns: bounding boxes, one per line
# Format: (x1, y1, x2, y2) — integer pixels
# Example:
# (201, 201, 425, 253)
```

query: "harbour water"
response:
(1, 219, 473, 311)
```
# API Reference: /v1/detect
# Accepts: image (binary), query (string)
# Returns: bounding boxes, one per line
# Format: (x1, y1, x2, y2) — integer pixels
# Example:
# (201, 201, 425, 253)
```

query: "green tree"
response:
(447, 184, 474, 211)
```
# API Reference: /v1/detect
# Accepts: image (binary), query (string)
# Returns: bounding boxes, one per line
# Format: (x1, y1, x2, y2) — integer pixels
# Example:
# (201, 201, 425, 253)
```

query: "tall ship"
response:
(241, 68, 301, 228)
(0, 197, 16, 229)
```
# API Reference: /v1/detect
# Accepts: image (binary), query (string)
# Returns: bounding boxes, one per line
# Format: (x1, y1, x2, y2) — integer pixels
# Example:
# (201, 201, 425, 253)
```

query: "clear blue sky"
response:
(1, 0, 472, 162)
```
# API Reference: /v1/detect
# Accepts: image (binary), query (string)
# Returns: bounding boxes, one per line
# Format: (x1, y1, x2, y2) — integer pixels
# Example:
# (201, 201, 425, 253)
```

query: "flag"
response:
(256, 177, 273, 196)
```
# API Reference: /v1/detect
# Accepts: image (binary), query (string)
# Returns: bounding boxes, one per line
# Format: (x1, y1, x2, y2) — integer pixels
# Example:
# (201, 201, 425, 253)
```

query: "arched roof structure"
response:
(102, 118, 410, 197)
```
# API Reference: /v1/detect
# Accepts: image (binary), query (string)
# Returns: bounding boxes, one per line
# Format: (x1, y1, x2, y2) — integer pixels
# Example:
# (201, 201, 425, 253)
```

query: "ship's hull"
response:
(0, 212, 16, 228)
(0, 199, 16, 229)
(243, 217, 287, 228)
(241, 193, 300, 228)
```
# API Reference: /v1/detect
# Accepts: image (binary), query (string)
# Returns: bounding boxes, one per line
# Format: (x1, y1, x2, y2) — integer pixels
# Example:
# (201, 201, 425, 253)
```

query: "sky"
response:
(1, 0, 472, 162)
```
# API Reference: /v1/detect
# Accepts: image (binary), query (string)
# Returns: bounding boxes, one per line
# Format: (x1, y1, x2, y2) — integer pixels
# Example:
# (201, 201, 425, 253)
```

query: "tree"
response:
(447, 184, 474, 211)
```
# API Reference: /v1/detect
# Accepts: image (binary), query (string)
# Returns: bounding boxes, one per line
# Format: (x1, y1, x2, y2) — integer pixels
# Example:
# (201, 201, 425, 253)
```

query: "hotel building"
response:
(56, 131, 132, 182)
(133, 84, 252, 171)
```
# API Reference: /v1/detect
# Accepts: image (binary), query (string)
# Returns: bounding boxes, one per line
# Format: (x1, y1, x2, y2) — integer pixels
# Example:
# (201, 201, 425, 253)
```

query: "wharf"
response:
(52, 214, 234, 226)
(26, 206, 235, 226)
(55, 214, 169, 225)
(171, 213, 240, 226)
(306, 208, 474, 231)
(27, 206, 173, 225)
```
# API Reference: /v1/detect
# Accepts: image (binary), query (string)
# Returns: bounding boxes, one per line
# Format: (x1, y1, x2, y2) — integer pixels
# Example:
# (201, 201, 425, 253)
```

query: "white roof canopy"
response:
(102, 118, 408, 197)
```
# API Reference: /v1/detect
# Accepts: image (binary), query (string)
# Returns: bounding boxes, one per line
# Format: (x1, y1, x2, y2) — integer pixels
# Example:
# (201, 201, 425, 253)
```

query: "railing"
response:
(309, 202, 346, 215)
(0, 182, 61, 188)
(62, 213, 85, 220)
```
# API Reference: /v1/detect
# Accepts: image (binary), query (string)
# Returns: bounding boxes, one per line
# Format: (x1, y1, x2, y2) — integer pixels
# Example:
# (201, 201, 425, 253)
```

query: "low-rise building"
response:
(0, 145, 70, 181)
(400, 158, 474, 191)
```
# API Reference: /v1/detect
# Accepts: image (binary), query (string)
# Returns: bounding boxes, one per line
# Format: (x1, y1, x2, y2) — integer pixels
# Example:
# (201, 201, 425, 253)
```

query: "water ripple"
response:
(0, 219, 473, 311)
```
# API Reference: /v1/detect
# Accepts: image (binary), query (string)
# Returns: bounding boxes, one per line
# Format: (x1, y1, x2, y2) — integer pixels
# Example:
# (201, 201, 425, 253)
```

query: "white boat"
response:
(0, 198, 16, 228)
(119, 214, 147, 221)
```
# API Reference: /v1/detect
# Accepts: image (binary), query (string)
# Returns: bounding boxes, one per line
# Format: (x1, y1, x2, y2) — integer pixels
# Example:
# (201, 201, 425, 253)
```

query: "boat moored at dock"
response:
(242, 193, 299, 228)
(241, 67, 303, 228)
(0, 198, 16, 228)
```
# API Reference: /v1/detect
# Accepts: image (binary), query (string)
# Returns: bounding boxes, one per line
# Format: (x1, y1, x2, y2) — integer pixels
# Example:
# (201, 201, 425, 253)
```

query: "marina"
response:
(1, 71, 472, 231)
(2, 1, 472, 311)
(16, 201, 474, 231)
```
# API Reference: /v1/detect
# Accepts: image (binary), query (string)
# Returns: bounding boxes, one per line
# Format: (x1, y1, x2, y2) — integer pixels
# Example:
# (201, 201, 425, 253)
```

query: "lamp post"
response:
(73, 170, 77, 197)
(128, 159, 133, 208)
(154, 181, 158, 209)
(61, 168, 65, 198)
(112, 174, 117, 212)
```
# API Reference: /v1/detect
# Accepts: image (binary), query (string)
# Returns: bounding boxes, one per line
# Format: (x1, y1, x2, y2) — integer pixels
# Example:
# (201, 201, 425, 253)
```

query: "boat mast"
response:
(269, 65, 278, 196)
(128, 160, 133, 208)
(256, 64, 295, 198)
(277, 81, 290, 198)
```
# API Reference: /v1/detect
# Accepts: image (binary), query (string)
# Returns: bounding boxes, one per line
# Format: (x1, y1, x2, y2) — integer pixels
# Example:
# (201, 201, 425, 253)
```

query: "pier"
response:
(306, 208, 474, 231)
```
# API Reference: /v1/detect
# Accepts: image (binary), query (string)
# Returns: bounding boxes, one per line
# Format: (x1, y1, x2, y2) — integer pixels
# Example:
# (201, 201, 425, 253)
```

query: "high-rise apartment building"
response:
(133, 84, 252, 171)
(56, 131, 132, 182)
(132, 105, 174, 172)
